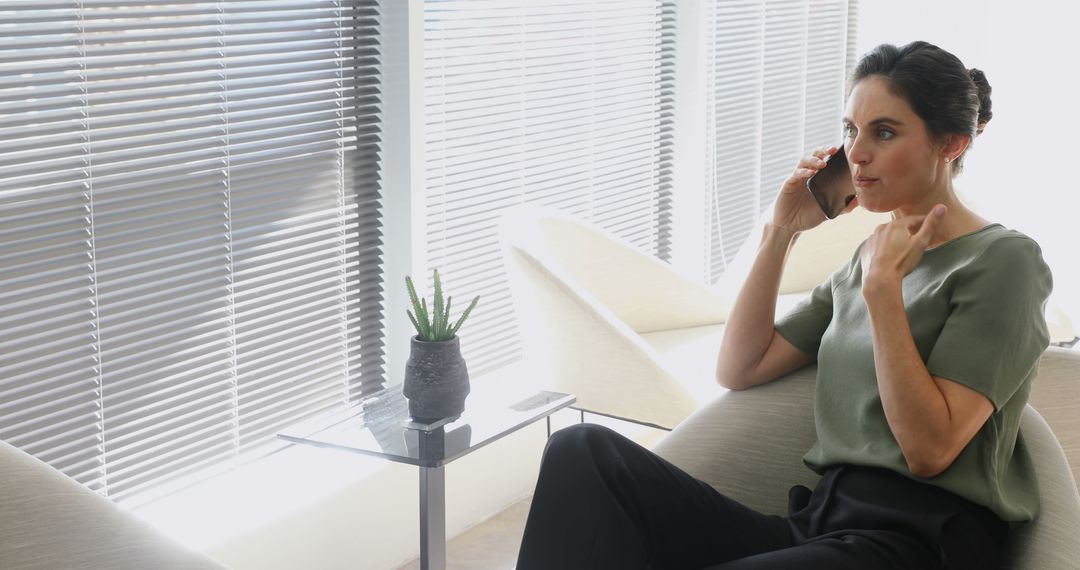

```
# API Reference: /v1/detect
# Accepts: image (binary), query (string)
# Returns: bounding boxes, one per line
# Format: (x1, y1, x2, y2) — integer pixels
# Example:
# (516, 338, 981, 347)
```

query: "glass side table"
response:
(278, 384, 575, 570)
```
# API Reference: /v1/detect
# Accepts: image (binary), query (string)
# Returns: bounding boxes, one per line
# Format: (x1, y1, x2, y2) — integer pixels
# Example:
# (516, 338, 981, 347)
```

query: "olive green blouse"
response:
(775, 223, 1052, 522)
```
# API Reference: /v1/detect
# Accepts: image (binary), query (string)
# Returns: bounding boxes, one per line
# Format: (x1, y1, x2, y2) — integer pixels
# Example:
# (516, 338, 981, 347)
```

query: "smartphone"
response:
(805, 145, 856, 219)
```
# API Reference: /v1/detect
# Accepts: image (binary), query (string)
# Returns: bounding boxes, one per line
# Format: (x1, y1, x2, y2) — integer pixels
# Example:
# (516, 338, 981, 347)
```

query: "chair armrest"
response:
(1028, 346, 1080, 489)
(1002, 407, 1080, 569)
(504, 244, 704, 428)
(652, 367, 821, 515)
(500, 205, 728, 333)
(0, 439, 227, 570)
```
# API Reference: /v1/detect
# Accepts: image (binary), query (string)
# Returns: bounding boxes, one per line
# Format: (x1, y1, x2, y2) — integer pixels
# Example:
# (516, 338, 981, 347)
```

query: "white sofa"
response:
(499, 204, 888, 429)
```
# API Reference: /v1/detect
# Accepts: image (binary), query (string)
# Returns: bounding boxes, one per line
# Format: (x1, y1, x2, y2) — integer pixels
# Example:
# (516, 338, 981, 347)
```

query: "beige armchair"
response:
(0, 439, 227, 570)
(654, 346, 1080, 569)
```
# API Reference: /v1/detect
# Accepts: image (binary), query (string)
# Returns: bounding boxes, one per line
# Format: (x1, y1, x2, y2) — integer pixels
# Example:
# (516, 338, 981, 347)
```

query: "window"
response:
(704, 0, 859, 283)
(1, 0, 859, 507)
(0, 0, 385, 505)
(421, 0, 676, 376)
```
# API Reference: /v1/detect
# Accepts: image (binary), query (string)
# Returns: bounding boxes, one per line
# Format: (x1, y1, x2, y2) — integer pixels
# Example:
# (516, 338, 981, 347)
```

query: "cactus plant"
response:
(405, 269, 480, 342)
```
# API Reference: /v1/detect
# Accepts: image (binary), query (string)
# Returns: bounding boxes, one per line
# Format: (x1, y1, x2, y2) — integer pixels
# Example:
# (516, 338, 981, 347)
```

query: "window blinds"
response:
(422, 0, 676, 377)
(705, 0, 857, 283)
(0, 0, 384, 504)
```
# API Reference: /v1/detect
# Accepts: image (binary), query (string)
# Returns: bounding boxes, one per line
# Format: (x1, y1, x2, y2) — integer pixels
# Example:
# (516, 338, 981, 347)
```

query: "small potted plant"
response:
(403, 269, 480, 422)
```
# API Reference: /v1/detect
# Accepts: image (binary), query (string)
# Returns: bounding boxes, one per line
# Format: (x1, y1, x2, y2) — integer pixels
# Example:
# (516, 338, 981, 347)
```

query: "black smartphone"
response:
(806, 145, 856, 219)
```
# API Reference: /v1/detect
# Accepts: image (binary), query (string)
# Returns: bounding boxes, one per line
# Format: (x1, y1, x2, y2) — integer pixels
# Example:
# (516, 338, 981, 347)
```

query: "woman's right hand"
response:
(770, 146, 852, 234)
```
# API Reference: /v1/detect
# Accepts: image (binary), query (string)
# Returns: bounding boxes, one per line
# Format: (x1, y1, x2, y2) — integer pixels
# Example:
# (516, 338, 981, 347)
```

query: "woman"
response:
(515, 41, 1052, 569)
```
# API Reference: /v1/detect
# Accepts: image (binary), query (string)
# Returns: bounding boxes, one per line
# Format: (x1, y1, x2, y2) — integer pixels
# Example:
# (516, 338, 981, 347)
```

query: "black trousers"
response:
(517, 424, 1009, 570)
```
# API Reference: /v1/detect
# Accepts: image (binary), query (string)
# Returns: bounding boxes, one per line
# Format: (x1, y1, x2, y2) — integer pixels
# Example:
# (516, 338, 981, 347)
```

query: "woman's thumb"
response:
(917, 204, 947, 244)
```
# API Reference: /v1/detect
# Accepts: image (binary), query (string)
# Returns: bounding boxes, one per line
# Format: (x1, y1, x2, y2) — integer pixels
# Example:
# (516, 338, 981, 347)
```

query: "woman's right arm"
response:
(714, 147, 841, 390)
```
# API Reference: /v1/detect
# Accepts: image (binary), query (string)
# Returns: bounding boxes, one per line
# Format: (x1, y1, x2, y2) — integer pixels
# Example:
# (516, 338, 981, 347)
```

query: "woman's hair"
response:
(850, 41, 992, 174)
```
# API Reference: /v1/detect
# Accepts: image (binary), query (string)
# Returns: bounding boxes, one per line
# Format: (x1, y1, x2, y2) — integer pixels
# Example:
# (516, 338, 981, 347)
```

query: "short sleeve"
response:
(926, 237, 1053, 409)
(775, 247, 859, 356)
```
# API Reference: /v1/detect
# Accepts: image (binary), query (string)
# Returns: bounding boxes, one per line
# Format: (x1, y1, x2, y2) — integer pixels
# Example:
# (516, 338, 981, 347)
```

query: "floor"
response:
(393, 496, 531, 570)
(394, 414, 667, 570)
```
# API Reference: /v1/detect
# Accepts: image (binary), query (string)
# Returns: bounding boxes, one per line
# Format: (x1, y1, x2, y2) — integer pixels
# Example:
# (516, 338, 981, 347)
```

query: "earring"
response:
(945, 157, 952, 163)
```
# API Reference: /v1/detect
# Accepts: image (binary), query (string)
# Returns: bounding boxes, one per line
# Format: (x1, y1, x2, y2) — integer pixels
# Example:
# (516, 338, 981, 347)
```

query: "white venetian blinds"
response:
(422, 0, 676, 376)
(0, 0, 384, 504)
(705, 0, 857, 282)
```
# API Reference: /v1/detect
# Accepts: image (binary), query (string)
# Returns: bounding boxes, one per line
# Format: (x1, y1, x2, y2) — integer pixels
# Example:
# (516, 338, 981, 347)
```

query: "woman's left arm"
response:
(860, 205, 994, 479)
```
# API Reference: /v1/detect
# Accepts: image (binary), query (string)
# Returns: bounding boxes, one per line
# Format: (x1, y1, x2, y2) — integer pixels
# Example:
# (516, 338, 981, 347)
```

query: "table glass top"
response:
(278, 384, 575, 467)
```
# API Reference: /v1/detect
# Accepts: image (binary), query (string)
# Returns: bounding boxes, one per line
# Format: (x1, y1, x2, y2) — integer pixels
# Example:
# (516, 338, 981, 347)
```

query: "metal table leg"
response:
(419, 465, 446, 570)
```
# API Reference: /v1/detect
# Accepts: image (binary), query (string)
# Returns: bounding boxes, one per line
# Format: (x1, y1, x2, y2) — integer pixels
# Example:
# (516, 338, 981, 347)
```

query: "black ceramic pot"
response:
(402, 335, 470, 422)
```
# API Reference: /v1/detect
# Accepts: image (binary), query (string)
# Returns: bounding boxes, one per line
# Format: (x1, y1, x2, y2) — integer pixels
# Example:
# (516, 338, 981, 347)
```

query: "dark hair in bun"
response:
(850, 41, 991, 173)
(968, 67, 992, 135)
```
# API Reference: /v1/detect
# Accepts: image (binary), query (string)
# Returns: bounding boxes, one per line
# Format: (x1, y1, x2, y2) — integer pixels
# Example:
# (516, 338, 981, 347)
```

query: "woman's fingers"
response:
(792, 145, 840, 176)
(900, 215, 928, 234)
(799, 155, 825, 169)
(912, 204, 947, 246)
(783, 156, 823, 191)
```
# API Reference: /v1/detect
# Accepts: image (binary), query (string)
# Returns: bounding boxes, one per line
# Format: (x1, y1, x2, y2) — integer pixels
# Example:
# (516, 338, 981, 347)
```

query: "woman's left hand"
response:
(860, 204, 946, 288)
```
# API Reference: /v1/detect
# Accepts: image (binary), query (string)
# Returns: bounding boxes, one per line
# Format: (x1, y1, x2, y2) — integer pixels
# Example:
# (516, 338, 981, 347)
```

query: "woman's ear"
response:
(940, 133, 972, 163)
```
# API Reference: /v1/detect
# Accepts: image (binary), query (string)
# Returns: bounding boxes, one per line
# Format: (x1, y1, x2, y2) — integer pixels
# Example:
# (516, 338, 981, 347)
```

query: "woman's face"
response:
(842, 76, 948, 215)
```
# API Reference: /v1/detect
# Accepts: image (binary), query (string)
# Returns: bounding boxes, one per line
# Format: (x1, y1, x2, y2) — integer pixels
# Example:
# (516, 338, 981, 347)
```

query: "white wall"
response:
(857, 0, 1080, 327)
